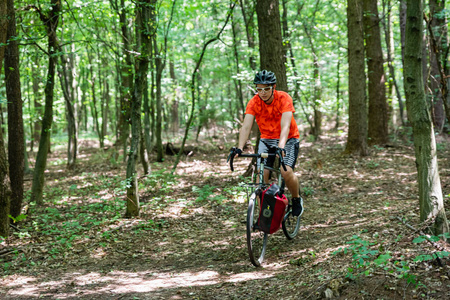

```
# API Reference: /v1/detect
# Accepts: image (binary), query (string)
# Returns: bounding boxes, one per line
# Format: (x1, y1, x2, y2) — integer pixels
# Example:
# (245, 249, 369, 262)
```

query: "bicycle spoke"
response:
(246, 191, 267, 266)
(282, 202, 301, 240)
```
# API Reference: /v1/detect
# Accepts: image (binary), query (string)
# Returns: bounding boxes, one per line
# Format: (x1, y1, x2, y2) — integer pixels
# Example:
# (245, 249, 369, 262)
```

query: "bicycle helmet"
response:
(253, 70, 276, 85)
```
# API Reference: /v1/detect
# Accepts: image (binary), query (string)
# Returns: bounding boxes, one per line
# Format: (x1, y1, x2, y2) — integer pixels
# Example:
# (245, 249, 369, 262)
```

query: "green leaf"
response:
(429, 235, 440, 242)
(8, 214, 27, 223)
(412, 236, 427, 243)
(374, 253, 391, 266)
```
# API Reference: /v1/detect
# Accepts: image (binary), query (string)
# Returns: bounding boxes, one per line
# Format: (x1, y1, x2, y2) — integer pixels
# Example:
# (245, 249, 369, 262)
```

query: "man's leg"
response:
(281, 166, 299, 198)
(281, 166, 303, 216)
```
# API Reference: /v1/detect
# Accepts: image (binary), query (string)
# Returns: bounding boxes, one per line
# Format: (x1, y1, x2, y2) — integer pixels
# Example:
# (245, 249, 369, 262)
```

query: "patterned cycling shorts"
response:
(258, 138, 300, 170)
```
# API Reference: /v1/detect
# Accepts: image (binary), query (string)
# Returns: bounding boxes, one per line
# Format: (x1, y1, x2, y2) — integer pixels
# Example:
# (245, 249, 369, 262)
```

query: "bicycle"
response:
(228, 147, 302, 267)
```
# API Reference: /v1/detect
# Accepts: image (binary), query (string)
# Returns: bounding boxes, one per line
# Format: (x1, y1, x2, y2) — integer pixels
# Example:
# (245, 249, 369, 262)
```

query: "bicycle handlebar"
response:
(227, 148, 287, 172)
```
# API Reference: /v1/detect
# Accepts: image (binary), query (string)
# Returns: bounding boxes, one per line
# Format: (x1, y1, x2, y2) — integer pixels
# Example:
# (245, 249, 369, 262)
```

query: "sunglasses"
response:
(255, 86, 273, 93)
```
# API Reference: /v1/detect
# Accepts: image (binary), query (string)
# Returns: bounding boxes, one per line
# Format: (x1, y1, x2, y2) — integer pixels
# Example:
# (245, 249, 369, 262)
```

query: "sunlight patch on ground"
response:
(397, 172, 416, 177)
(1, 275, 36, 288)
(225, 272, 274, 283)
(90, 270, 221, 294)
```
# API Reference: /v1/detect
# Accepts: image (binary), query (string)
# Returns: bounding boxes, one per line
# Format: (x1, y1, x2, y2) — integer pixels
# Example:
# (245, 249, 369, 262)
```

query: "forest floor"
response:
(1, 132, 450, 299)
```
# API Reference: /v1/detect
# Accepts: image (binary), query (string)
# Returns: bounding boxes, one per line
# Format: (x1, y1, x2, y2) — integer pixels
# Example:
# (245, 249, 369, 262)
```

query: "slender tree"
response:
(5, 0, 24, 219)
(154, 0, 177, 163)
(31, 55, 43, 151)
(363, 0, 389, 145)
(231, 12, 245, 115)
(142, 77, 152, 168)
(109, 0, 133, 161)
(29, 0, 61, 205)
(303, 21, 322, 139)
(382, 0, 405, 127)
(172, 3, 235, 173)
(404, 0, 448, 236)
(428, 0, 448, 132)
(345, 0, 368, 155)
(426, 14, 450, 127)
(0, 0, 11, 238)
(57, 48, 78, 169)
(125, 0, 156, 217)
(239, 0, 257, 71)
(255, 0, 287, 91)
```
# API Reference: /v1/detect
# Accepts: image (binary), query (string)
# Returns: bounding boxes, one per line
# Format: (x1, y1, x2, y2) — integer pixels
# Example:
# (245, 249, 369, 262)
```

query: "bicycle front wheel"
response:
(282, 206, 301, 240)
(246, 191, 268, 267)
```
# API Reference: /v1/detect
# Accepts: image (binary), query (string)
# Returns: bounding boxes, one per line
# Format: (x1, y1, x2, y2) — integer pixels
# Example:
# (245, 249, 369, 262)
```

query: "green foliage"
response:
(302, 186, 315, 197)
(332, 233, 447, 287)
(8, 214, 27, 223)
(142, 169, 178, 194)
(412, 233, 450, 263)
(192, 184, 225, 204)
(366, 161, 379, 169)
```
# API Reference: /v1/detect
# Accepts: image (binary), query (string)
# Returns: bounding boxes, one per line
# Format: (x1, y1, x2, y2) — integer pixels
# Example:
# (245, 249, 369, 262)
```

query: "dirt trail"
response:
(1, 135, 450, 299)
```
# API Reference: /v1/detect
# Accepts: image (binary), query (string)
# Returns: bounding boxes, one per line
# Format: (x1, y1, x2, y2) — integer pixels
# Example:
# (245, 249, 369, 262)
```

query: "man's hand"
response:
(227, 147, 242, 163)
(227, 147, 242, 172)
(277, 147, 286, 157)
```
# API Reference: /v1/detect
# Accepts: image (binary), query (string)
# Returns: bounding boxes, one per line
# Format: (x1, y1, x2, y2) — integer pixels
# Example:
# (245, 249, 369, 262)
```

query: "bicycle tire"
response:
(282, 205, 301, 240)
(246, 191, 268, 267)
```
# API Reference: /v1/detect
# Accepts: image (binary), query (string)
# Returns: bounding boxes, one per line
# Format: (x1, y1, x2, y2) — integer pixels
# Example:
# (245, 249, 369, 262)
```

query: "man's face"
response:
(256, 84, 273, 101)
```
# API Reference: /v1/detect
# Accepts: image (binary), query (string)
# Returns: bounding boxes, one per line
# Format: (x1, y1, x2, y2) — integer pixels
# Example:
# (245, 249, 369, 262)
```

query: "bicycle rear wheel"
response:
(246, 191, 268, 267)
(282, 202, 301, 240)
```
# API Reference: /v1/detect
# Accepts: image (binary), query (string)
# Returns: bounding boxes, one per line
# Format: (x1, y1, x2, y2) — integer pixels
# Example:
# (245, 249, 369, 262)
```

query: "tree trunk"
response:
(239, 0, 257, 70)
(255, 0, 287, 92)
(400, 0, 408, 125)
(382, 0, 405, 127)
(142, 80, 152, 167)
(363, 0, 389, 146)
(404, 0, 448, 237)
(30, 0, 61, 205)
(150, 69, 156, 143)
(58, 51, 77, 169)
(0, 128, 10, 238)
(139, 127, 149, 175)
(125, 0, 156, 218)
(303, 20, 322, 139)
(88, 54, 103, 148)
(153, 0, 177, 162)
(31, 60, 43, 152)
(154, 35, 164, 163)
(5, 0, 24, 219)
(102, 75, 109, 139)
(426, 13, 450, 129)
(428, 0, 447, 132)
(334, 58, 341, 131)
(231, 12, 245, 115)
(110, 0, 133, 160)
(0, 0, 11, 238)
(345, 0, 368, 156)
(0, 0, 6, 70)
(169, 60, 179, 137)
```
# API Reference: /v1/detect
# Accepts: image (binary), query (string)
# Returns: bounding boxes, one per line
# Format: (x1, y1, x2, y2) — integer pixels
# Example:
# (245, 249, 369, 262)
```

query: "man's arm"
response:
(238, 114, 255, 149)
(278, 111, 292, 149)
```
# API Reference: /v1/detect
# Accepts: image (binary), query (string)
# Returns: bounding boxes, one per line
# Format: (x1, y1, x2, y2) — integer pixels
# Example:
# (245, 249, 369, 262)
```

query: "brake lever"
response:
(227, 149, 235, 172)
(277, 149, 287, 172)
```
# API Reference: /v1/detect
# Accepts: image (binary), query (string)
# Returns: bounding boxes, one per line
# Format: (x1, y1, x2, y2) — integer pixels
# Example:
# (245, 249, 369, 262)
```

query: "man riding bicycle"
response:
(231, 70, 304, 217)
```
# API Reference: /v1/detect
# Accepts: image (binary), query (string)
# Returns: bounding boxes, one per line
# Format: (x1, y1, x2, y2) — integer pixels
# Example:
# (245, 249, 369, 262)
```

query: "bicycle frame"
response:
(254, 153, 285, 196)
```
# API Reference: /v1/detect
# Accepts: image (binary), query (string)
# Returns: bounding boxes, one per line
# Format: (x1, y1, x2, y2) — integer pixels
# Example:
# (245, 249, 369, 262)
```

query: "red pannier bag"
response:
(257, 183, 288, 234)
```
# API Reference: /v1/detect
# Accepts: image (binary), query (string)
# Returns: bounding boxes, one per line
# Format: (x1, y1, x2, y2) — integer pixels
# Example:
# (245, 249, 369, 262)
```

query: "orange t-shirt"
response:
(245, 90, 300, 139)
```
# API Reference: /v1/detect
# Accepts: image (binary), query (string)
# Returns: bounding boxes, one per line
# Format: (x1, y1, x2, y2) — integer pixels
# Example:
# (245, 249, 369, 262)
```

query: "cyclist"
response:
(231, 70, 303, 217)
